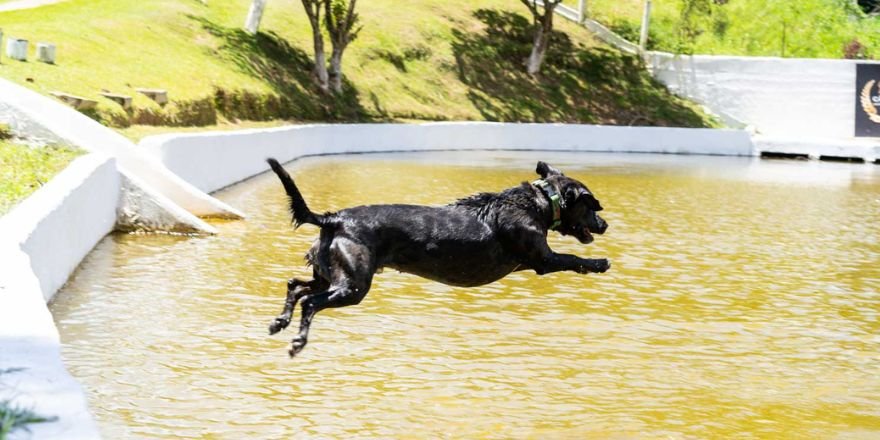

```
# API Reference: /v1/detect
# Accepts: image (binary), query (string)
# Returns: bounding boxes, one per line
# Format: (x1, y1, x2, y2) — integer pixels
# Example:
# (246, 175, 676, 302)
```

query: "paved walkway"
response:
(0, 0, 68, 13)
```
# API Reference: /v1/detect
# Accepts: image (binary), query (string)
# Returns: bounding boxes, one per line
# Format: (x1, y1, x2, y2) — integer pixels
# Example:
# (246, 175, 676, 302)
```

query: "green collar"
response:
(532, 179, 563, 230)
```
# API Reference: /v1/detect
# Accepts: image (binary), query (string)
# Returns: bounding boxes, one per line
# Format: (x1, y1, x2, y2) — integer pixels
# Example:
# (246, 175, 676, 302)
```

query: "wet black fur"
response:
(266, 158, 609, 357)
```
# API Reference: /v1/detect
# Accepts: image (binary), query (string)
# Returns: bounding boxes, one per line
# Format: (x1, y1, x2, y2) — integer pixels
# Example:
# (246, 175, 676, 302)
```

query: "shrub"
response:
(0, 124, 13, 140)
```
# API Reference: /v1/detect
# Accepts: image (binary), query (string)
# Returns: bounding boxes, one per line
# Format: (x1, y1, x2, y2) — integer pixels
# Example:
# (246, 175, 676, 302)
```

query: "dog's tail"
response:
(267, 158, 324, 228)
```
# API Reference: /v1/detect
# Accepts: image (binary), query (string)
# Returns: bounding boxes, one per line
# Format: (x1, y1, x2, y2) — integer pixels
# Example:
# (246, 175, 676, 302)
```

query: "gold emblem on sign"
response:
(860, 79, 880, 124)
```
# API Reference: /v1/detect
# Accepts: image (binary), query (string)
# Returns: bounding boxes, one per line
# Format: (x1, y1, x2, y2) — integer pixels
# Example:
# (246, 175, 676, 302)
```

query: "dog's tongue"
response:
(581, 227, 594, 243)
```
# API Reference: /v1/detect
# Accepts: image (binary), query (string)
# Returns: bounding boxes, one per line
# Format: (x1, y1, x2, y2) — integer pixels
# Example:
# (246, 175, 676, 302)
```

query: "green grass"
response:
(0, 401, 56, 440)
(0, 368, 57, 440)
(0, 142, 83, 215)
(564, 0, 880, 58)
(0, 0, 715, 128)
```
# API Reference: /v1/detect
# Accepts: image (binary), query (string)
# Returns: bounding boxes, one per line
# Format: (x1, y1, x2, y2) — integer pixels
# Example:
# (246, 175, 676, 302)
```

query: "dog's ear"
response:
(536, 161, 563, 178)
(566, 188, 603, 211)
(583, 193, 603, 211)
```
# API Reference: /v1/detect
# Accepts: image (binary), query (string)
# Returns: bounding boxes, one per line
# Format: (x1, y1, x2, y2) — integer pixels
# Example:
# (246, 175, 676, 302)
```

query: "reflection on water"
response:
(52, 152, 880, 438)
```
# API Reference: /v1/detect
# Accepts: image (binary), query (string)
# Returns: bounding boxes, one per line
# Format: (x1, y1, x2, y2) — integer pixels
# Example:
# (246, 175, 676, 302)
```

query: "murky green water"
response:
(52, 151, 880, 439)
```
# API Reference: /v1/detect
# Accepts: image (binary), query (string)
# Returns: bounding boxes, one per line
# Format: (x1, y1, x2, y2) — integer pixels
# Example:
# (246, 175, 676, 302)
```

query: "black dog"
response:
(266, 158, 610, 357)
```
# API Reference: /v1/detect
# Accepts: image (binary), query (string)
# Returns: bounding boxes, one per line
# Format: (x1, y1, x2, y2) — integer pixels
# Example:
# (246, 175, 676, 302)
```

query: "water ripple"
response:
(51, 152, 880, 439)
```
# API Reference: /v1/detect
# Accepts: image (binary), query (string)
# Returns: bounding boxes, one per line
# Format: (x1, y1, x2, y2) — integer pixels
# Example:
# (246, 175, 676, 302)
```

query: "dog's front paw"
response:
(593, 259, 610, 273)
(268, 316, 291, 335)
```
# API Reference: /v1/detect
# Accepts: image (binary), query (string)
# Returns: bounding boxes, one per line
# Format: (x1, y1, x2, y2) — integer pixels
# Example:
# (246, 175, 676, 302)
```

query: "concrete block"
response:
(135, 87, 168, 105)
(36, 42, 55, 64)
(6, 37, 27, 61)
(99, 92, 133, 109)
(49, 91, 97, 110)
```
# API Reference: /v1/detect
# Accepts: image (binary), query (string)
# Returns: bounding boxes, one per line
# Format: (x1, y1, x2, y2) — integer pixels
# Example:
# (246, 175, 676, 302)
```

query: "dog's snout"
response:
(595, 215, 608, 234)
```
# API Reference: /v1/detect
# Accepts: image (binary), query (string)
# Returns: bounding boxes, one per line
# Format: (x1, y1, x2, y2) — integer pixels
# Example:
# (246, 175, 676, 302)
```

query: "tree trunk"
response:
(244, 0, 268, 34)
(329, 49, 344, 94)
(324, 0, 360, 94)
(527, 26, 549, 76)
(520, 0, 559, 76)
(302, 0, 330, 93)
(313, 35, 330, 93)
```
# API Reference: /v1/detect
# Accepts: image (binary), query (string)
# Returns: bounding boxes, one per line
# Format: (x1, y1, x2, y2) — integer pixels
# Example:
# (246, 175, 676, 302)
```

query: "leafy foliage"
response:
(569, 0, 880, 58)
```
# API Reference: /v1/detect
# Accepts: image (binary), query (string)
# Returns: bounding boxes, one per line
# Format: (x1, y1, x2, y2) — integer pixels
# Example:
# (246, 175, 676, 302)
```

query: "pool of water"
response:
(51, 151, 880, 438)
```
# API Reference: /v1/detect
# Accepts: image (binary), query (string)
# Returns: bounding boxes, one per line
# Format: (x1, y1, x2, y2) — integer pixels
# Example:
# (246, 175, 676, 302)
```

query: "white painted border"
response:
(0, 153, 116, 440)
(140, 122, 755, 194)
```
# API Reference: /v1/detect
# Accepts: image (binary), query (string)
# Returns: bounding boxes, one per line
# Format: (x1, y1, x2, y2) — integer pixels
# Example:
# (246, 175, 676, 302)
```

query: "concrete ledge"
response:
(1, 154, 119, 302)
(0, 153, 115, 439)
(140, 122, 755, 194)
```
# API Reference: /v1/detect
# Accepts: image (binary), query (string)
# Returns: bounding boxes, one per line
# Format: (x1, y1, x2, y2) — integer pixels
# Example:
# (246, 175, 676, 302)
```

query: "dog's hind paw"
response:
(268, 317, 291, 335)
(288, 337, 307, 358)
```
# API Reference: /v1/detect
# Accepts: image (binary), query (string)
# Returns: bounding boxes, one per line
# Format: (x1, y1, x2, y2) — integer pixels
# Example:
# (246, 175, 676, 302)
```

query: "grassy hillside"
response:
(564, 0, 880, 58)
(0, 0, 715, 131)
(0, 141, 82, 214)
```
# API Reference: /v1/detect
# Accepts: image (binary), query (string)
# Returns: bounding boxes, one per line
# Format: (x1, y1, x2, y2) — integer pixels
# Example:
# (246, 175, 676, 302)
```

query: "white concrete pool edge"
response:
(0, 122, 752, 439)
(0, 153, 116, 440)
(140, 122, 756, 194)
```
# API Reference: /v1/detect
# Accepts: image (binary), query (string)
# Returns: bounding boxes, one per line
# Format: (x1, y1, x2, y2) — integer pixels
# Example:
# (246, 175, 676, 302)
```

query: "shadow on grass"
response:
(451, 9, 711, 126)
(188, 15, 371, 121)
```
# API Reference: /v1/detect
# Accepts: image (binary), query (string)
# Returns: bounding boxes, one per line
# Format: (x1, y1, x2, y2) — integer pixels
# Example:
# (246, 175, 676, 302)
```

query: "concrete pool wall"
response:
(0, 154, 115, 439)
(1, 122, 754, 438)
(140, 122, 755, 193)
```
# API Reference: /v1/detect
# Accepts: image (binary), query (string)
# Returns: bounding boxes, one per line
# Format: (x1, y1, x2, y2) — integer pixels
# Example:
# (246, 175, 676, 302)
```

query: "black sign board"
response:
(855, 63, 880, 137)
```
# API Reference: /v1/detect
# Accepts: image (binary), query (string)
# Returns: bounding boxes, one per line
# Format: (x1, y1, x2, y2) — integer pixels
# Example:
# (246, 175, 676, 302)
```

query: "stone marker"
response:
(49, 91, 98, 110)
(36, 42, 56, 64)
(98, 92, 132, 109)
(135, 88, 168, 105)
(6, 37, 27, 61)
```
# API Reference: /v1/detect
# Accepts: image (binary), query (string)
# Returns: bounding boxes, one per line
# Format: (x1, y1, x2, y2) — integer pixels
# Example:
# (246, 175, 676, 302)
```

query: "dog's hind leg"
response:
(268, 275, 329, 335)
(288, 282, 371, 357)
(287, 237, 375, 358)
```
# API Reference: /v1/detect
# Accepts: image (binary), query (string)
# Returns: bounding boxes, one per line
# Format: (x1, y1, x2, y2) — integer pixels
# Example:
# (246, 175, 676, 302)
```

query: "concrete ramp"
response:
(0, 78, 244, 229)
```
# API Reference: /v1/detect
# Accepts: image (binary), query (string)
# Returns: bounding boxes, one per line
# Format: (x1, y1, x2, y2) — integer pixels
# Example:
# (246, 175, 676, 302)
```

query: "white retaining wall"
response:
(545, 2, 880, 143)
(648, 53, 880, 139)
(140, 122, 755, 193)
(0, 153, 116, 439)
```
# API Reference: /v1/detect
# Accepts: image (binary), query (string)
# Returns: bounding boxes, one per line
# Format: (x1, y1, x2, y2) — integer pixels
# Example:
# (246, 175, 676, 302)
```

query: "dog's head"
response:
(536, 161, 608, 244)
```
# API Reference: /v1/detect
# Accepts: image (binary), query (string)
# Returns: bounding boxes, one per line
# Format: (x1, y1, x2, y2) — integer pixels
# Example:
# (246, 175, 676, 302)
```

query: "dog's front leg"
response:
(530, 253, 610, 275)
(520, 240, 609, 275)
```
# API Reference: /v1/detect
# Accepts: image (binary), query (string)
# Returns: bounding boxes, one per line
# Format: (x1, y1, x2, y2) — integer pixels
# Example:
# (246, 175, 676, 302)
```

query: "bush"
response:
(0, 124, 13, 140)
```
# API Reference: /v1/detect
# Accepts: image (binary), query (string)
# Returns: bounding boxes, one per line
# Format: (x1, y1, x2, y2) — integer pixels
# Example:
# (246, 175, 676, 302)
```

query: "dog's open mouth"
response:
(577, 227, 594, 244)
